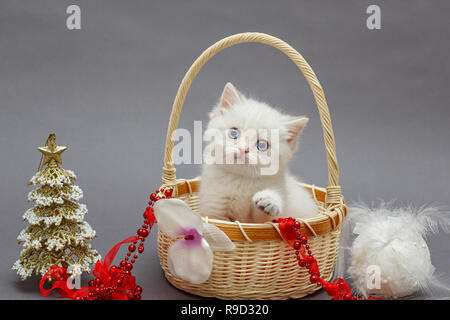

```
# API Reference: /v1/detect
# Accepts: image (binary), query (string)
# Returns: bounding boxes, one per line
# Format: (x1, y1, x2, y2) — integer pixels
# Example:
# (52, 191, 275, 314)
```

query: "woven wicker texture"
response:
(157, 32, 346, 299)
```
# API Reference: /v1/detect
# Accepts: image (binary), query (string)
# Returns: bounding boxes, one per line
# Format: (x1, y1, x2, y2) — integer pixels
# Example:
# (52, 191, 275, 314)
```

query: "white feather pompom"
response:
(346, 202, 450, 299)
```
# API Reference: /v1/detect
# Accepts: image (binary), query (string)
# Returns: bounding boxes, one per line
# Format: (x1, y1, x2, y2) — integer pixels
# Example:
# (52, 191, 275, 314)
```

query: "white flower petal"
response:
(167, 238, 213, 284)
(202, 223, 235, 252)
(154, 199, 203, 237)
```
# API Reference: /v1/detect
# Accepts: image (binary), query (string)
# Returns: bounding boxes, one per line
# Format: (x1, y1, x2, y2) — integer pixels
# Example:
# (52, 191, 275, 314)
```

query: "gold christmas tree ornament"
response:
(12, 134, 101, 280)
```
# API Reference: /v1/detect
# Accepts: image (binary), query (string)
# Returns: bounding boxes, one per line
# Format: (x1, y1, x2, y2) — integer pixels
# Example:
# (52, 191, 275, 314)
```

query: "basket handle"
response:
(161, 32, 342, 205)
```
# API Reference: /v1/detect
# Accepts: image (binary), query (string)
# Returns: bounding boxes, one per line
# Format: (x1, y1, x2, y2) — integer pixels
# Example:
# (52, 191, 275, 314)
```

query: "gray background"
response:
(1, 0, 449, 299)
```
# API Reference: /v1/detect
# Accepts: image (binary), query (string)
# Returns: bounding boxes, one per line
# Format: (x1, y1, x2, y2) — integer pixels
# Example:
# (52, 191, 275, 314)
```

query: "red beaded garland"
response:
(73, 188, 173, 300)
(274, 217, 375, 300)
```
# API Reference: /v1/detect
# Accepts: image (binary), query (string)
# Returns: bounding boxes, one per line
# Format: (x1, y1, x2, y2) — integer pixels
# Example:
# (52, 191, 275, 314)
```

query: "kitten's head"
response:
(203, 82, 308, 177)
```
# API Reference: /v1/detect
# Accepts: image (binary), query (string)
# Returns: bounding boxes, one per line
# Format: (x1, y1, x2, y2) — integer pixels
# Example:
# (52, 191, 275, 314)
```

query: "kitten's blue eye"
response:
(256, 139, 269, 151)
(228, 128, 240, 139)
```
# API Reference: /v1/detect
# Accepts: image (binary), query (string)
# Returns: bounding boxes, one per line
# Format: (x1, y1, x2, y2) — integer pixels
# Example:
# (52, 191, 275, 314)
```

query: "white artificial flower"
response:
(154, 199, 235, 284)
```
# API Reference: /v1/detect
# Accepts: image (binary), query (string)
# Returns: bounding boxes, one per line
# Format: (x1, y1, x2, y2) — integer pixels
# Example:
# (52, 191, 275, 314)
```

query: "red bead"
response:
(294, 221, 301, 229)
(128, 244, 136, 252)
(135, 286, 143, 294)
(344, 293, 353, 300)
(120, 260, 126, 267)
(298, 259, 306, 267)
(88, 280, 94, 287)
(164, 189, 173, 197)
(325, 283, 340, 296)
(300, 236, 308, 244)
(310, 275, 319, 283)
(293, 241, 301, 250)
(138, 246, 144, 253)
(124, 263, 133, 271)
(141, 229, 149, 238)
(134, 254, 138, 259)
(150, 193, 157, 201)
(131, 259, 135, 263)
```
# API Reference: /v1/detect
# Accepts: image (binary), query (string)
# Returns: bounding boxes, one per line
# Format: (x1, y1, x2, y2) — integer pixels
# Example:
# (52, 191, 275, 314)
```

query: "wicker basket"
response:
(157, 32, 346, 299)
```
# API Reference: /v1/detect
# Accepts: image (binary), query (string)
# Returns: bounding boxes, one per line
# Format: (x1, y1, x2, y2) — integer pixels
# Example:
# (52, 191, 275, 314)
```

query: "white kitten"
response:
(199, 82, 317, 223)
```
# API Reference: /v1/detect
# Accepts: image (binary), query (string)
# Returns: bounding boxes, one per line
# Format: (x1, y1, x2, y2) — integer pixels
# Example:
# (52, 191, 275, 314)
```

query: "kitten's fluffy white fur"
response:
(199, 83, 317, 223)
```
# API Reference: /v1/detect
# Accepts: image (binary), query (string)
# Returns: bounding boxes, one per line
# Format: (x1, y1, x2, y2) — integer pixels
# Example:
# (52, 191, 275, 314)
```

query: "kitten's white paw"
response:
(252, 190, 282, 217)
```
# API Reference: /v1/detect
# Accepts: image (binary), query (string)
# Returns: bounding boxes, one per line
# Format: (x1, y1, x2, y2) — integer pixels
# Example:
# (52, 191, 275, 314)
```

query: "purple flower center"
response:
(180, 228, 202, 247)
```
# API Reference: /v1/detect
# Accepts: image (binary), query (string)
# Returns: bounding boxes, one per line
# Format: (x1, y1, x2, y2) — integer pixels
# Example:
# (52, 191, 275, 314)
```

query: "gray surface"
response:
(1, 0, 449, 300)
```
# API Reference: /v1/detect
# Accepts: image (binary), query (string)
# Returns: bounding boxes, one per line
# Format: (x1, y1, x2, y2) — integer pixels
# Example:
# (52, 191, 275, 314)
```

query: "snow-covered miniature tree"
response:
(12, 134, 100, 279)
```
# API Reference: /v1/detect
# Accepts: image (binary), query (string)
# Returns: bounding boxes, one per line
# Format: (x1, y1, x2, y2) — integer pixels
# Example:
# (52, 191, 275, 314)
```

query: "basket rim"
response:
(162, 177, 346, 241)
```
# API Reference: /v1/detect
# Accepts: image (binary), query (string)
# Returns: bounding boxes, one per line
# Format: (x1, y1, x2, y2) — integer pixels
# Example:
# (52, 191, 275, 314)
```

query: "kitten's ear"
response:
(284, 116, 309, 143)
(219, 82, 244, 109)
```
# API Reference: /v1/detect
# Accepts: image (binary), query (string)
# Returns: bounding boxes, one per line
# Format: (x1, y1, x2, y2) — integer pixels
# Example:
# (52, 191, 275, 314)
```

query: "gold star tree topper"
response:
(37, 134, 67, 169)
